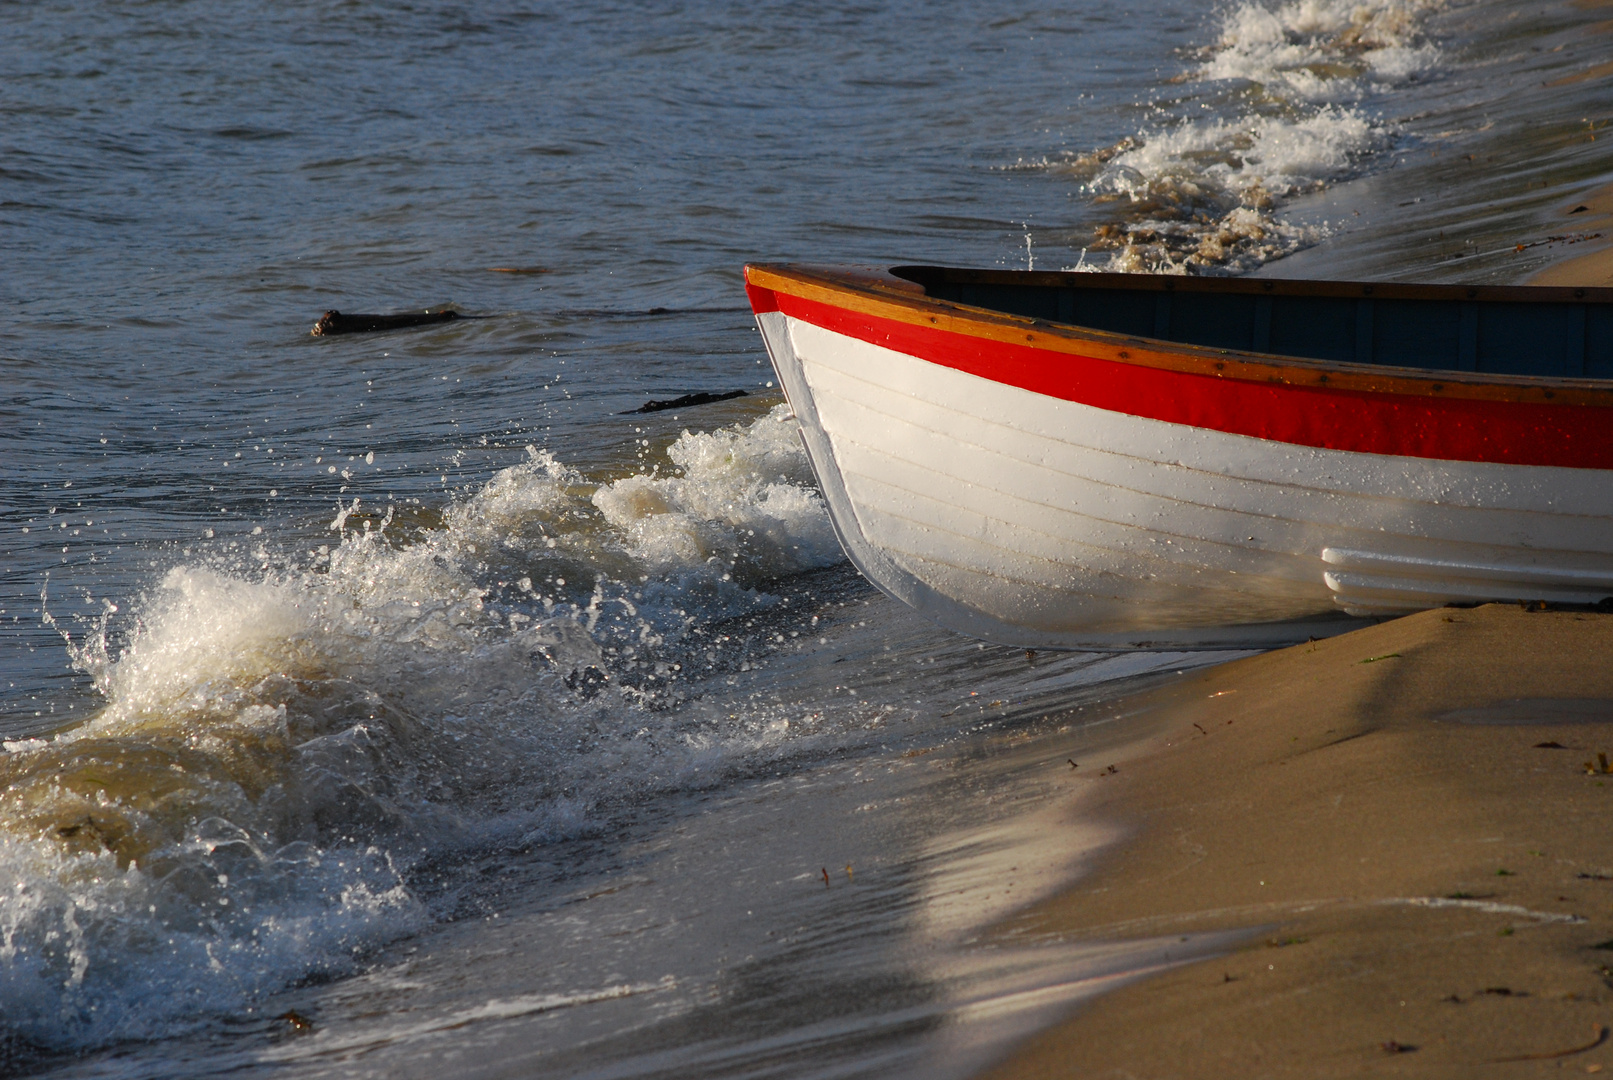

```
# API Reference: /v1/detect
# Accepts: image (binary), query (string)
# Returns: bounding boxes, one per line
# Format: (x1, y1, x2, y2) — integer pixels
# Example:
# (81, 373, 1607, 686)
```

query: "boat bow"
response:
(746, 263, 1613, 648)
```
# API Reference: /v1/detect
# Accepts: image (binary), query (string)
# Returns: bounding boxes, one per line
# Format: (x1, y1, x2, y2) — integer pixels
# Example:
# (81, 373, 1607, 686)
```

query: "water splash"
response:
(593, 404, 841, 583)
(0, 405, 849, 1053)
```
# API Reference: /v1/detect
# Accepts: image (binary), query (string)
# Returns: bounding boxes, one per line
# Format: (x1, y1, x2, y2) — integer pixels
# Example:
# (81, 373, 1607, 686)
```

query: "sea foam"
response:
(1077, 0, 1445, 272)
(0, 405, 846, 1053)
(593, 403, 841, 581)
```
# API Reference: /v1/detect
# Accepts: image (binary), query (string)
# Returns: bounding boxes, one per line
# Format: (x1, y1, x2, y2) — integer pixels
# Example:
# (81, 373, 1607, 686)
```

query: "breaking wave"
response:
(1048, 0, 1446, 272)
(0, 405, 849, 1053)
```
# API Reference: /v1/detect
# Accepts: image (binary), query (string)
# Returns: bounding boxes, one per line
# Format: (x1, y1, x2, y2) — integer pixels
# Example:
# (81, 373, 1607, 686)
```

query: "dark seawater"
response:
(1, 1, 1609, 1076)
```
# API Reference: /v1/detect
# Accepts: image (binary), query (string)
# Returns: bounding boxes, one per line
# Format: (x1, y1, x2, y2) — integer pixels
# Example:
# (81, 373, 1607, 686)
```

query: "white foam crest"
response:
(72, 568, 319, 733)
(1105, 108, 1377, 202)
(593, 404, 842, 580)
(1203, 0, 1442, 99)
(1078, 0, 1443, 273)
(452, 445, 581, 536)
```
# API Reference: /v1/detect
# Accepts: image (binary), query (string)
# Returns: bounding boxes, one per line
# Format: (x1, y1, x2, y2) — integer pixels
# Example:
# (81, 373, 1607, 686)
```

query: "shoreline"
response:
(979, 604, 1613, 1077)
(1526, 181, 1613, 288)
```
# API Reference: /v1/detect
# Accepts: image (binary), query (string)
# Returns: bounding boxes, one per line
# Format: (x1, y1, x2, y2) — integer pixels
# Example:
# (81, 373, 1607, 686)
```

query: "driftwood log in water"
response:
(624, 390, 749, 414)
(311, 309, 459, 336)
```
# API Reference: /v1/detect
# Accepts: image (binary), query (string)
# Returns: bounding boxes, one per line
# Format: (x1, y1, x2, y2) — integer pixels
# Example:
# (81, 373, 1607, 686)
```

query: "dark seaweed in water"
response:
(625, 390, 749, 414)
(311, 310, 461, 336)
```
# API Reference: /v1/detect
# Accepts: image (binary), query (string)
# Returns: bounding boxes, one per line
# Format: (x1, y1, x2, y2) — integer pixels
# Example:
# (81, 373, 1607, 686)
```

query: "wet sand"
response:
(1528, 183, 1613, 287)
(981, 605, 1613, 1078)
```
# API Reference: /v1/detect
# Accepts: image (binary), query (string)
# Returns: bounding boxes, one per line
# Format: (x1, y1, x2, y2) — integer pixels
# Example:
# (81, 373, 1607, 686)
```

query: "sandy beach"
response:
(981, 604, 1613, 1078)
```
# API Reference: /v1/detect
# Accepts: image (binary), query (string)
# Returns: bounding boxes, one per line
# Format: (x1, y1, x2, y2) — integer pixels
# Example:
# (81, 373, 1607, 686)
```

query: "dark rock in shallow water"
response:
(626, 390, 749, 414)
(311, 309, 459, 336)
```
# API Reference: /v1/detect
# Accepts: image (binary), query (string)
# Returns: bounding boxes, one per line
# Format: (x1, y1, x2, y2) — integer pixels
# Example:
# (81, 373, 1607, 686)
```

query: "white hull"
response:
(758, 312, 1613, 649)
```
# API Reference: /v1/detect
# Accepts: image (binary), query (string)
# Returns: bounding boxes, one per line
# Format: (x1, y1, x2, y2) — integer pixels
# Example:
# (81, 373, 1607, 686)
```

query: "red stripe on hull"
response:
(761, 289, 1613, 471)
(745, 282, 781, 314)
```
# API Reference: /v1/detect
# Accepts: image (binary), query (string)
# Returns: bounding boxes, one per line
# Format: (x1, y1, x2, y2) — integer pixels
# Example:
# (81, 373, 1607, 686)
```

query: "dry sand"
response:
(981, 605, 1613, 1078)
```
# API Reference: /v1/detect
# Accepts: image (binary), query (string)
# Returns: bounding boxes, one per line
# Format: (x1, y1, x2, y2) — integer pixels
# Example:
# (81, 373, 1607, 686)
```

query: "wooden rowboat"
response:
(743, 263, 1613, 649)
